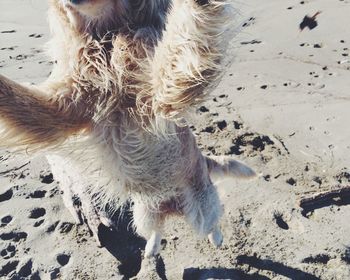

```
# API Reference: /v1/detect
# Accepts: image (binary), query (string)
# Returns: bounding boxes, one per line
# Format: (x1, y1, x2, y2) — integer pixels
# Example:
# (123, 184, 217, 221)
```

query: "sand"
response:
(0, 0, 349, 279)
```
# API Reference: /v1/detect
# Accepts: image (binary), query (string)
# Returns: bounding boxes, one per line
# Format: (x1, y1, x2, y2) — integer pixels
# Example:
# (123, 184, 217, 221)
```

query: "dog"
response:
(0, 0, 255, 258)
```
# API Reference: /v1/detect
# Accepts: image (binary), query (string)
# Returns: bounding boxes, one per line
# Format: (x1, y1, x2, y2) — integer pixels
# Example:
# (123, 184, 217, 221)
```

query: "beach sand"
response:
(0, 0, 349, 279)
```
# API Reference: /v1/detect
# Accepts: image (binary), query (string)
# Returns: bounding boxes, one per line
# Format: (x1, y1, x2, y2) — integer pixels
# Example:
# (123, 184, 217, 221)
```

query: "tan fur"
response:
(0, 75, 90, 148)
(0, 0, 255, 256)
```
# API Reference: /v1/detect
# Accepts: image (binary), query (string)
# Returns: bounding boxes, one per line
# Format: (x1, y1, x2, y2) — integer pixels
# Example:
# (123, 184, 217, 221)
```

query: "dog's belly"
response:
(93, 118, 201, 195)
(110, 129, 190, 190)
(47, 117, 204, 208)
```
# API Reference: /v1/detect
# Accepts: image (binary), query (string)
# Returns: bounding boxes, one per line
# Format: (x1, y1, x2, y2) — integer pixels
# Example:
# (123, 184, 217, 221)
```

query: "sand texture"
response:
(0, 0, 349, 279)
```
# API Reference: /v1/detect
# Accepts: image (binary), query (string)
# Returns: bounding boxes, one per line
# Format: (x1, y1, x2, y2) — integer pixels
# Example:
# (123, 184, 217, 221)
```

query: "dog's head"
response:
(57, 0, 169, 37)
(58, 0, 128, 35)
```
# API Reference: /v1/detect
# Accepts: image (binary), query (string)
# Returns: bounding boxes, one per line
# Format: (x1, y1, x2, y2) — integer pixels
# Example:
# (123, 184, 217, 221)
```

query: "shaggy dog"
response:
(0, 0, 255, 257)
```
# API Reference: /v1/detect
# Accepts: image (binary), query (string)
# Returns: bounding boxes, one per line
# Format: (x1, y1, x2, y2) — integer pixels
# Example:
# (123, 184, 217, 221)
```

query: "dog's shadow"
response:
(97, 207, 320, 280)
(183, 267, 270, 280)
(97, 205, 167, 279)
(183, 255, 321, 280)
(97, 206, 145, 278)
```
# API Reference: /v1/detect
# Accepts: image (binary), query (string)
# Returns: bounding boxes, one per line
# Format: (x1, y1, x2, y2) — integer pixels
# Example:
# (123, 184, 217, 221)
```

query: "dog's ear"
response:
(0, 75, 90, 151)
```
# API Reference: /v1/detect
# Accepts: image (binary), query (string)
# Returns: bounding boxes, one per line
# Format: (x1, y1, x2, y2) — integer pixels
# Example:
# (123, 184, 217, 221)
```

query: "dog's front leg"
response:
(182, 182, 224, 247)
(144, 230, 162, 258)
(142, 0, 232, 121)
(132, 198, 164, 258)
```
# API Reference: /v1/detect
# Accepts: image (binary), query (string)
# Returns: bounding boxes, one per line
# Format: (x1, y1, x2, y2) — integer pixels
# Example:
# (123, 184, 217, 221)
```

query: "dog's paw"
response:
(144, 242, 161, 258)
(98, 211, 116, 229)
(208, 227, 223, 248)
(144, 231, 162, 258)
(83, 211, 103, 247)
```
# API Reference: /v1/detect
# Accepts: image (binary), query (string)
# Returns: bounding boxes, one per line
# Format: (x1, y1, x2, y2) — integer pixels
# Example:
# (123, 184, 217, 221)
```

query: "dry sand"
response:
(0, 0, 349, 279)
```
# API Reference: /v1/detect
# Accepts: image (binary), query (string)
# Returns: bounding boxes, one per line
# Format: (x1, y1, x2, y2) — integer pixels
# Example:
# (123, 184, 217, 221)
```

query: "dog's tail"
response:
(206, 155, 256, 180)
(0, 74, 89, 150)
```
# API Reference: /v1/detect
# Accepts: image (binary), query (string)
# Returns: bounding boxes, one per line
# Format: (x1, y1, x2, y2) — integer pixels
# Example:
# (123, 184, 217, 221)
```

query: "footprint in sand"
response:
(201, 126, 215, 133)
(286, 177, 297, 186)
(226, 133, 276, 156)
(198, 105, 209, 113)
(29, 33, 43, 38)
(0, 30, 16, 33)
(18, 259, 33, 278)
(0, 189, 13, 203)
(40, 172, 54, 184)
(233, 121, 243, 130)
(56, 253, 71, 267)
(46, 221, 60, 233)
(0, 244, 16, 260)
(0, 46, 17, 51)
(0, 231, 27, 242)
(273, 212, 289, 230)
(335, 170, 350, 184)
(28, 190, 47, 199)
(49, 187, 60, 198)
(50, 267, 61, 279)
(0, 215, 13, 227)
(46, 221, 75, 234)
(216, 120, 227, 130)
(0, 260, 19, 278)
(302, 254, 331, 265)
(341, 248, 350, 264)
(59, 222, 74, 234)
(33, 219, 45, 227)
(242, 17, 256, 28)
(29, 208, 46, 219)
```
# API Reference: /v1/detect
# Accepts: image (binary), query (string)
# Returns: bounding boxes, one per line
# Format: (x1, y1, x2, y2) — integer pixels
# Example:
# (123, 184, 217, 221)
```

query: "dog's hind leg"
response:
(47, 155, 114, 246)
(132, 198, 164, 258)
(208, 225, 223, 248)
(144, 231, 162, 258)
(182, 183, 224, 247)
(47, 155, 84, 224)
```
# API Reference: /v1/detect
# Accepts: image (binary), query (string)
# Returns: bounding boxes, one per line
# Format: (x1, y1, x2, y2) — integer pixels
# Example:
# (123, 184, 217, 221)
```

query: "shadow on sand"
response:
(183, 267, 270, 280)
(97, 207, 145, 278)
(97, 206, 167, 279)
(183, 254, 321, 280)
(236, 255, 320, 280)
(96, 205, 320, 280)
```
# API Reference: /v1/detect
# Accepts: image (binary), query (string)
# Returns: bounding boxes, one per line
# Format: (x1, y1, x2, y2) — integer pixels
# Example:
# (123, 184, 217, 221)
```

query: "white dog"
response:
(0, 0, 255, 258)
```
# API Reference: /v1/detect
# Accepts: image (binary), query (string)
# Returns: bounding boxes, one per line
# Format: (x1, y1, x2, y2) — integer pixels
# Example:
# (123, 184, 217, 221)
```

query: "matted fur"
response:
(0, 0, 255, 256)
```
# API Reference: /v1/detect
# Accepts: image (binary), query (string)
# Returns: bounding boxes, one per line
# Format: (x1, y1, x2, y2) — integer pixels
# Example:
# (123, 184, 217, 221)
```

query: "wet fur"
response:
(0, 0, 255, 256)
